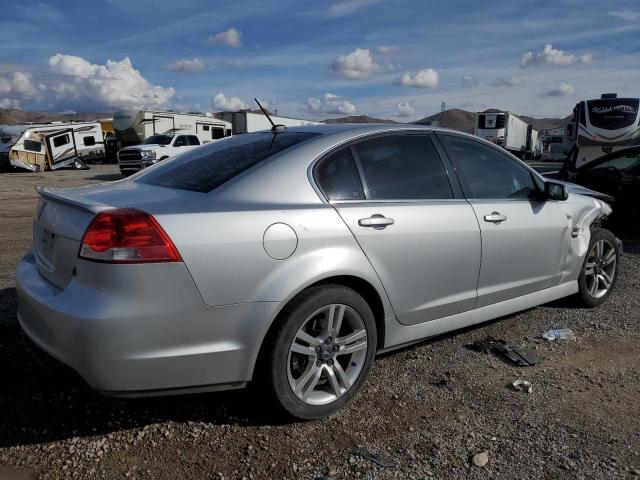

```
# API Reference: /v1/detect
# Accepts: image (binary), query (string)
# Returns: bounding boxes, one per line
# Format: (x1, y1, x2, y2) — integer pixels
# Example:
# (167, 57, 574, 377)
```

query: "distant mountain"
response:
(324, 115, 396, 124)
(414, 109, 476, 133)
(0, 108, 108, 124)
(414, 108, 566, 133)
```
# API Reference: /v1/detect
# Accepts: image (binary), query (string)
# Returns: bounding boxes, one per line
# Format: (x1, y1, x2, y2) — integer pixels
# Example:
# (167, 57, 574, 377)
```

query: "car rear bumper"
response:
(16, 251, 280, 396)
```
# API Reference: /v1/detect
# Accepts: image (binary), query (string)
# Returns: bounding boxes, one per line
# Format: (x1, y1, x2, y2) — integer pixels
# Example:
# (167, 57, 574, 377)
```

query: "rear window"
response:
(137, 131, 319, 193)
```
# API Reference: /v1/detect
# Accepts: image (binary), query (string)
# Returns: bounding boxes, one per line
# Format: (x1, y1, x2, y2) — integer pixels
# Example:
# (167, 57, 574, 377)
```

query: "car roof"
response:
(282, 122, 464, 136)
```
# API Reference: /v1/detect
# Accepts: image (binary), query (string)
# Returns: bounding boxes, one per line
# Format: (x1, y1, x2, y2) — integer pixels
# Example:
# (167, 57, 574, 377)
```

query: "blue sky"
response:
(1, 0, 638, 120)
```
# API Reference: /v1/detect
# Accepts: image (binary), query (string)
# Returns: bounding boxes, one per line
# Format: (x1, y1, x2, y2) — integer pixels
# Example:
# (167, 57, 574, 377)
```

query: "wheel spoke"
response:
(294, 363, 320, 398)
(290, 342, 317, 357)
(589, 276, 599, 296)
(600, 272, 612, 289)
(584, 261, 596, 275)
(325, 304, 345, 339)
(603, 249, 616, 266)
(325, 366, 344, 399)
(301, 366, 324, 401)
(295, 330, 322, 347)
(595, 240, 603, 259)
(336, 329, 367, 355)
(333, 361, 351, 389)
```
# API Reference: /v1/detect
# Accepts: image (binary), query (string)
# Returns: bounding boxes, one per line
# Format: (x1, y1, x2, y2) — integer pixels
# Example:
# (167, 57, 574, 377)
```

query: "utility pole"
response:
(441, 101, 446, 113)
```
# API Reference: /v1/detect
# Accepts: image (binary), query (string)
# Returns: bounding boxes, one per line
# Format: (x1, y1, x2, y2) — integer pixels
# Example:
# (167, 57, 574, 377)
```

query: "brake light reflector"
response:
(79, 209, 182, 263)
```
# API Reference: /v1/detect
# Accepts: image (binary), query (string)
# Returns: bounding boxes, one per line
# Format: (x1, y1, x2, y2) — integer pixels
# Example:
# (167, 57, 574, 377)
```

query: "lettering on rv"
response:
(591, 105, 637, 114)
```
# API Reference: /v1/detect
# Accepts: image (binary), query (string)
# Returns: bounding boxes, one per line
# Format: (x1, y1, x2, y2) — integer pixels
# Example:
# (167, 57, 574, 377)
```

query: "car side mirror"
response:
(545, 181, 568, 201)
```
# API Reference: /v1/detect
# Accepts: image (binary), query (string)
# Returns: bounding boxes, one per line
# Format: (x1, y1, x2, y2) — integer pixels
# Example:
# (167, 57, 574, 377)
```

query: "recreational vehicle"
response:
(0, 121, 103, 172)
(220, 111, 320, 134)
(475, 111, 539, 159)
(113, 110, 231, 147)
(569, 94, 640, 168)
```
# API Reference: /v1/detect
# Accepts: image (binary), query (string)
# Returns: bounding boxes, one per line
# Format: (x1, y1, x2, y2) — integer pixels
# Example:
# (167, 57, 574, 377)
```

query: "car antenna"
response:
(254, 98, 286, 134)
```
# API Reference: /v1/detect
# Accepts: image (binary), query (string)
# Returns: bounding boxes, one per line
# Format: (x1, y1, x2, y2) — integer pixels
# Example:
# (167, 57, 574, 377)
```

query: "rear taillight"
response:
(79, 209, 182, 263)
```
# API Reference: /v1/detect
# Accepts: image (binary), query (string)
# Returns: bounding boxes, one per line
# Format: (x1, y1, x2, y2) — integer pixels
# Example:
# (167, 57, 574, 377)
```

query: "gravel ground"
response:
(1, 165, 639, 480)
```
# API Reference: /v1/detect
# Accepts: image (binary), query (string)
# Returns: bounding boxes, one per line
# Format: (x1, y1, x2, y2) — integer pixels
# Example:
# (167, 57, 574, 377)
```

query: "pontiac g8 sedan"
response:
(17, 124, 619, 419)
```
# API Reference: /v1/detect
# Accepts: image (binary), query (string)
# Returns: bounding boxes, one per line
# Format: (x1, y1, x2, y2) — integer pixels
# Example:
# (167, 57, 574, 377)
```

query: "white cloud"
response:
(395, 68, 439, 88)
(306, 93, 356, 115)
(328, 0, 382, 17)
(331, 48, 378, 80)
(0, 98, 21, 109)
(520, 44, 592, 68)
(490, 75, 525, 87)
(462, 75, 478, 88)
(608, 10, 640, 21)
(0, 71, 39, 97)
(376, 45, 399, 55)
(396, 101, 415, 117)
(47, 54, 175, 110)
(208, 28, 242, 48)
(212, 92, 248, 111)
(165, 57, 204, 73)
(537, 82, 575, 97)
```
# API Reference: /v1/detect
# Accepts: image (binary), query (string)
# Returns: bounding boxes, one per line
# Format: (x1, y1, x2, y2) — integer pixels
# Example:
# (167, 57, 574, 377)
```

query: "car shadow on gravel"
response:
(0, 288, 290, 449)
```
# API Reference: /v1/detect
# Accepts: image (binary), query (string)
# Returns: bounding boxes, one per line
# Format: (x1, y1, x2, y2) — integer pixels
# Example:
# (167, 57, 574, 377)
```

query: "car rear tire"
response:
(265, 285, 377, 420)
(576, 228, 619, 307)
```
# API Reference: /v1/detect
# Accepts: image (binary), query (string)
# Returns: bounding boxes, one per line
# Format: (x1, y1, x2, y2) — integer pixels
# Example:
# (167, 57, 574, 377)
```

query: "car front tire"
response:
(265, 285, 377, 420)
(576, 227, 619, 307)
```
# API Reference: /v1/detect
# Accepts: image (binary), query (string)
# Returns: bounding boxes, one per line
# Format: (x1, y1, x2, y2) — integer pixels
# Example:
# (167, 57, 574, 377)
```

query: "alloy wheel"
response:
(287, 304, 368, 406)
(584, 239, 616, 299)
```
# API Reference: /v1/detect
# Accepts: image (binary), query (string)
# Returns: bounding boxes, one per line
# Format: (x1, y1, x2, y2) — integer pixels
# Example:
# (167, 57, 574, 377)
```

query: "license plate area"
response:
(36, 227, 56, 269)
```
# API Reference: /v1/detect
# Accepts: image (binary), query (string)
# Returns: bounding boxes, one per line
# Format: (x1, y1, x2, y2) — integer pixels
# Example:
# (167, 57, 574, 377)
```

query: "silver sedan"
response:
(17, 124, 619, 419)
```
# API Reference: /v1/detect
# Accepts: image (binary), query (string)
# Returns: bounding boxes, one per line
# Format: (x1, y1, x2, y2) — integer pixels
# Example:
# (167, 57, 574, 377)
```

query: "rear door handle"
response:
(358, 214, 395, 229)
(483, 212, 507, 224)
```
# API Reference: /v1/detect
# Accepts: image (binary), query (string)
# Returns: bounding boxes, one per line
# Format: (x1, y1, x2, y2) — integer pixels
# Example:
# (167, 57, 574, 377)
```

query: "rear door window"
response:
(353, 134, 453, 200)
(138, 132, 319, 193)
(187, 135, 200, 146)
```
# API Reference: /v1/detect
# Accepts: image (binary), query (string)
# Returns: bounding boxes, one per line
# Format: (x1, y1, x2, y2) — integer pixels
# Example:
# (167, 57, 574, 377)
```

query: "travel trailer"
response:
(113, 110, 232, 147)
(220, 111, 320, 134)
(0, 121, 104, 172)
(568, 94, 640, 168)
(475, 111, 539, 159)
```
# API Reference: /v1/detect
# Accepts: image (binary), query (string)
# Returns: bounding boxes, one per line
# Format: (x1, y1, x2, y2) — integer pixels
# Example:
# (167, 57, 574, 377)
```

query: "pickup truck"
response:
(117, 133, 202, 176)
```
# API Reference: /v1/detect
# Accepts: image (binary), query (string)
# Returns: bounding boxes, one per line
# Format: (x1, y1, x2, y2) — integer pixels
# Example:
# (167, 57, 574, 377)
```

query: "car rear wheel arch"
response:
(252, 275, 385, 383)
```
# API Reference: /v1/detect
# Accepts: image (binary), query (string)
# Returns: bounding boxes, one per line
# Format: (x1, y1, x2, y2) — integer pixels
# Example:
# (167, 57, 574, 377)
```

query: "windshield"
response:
(550, 136, 563, 143)
(143, 135, 173, 145)
(591, 152, 640, 172)
(137, 131, 319, 193)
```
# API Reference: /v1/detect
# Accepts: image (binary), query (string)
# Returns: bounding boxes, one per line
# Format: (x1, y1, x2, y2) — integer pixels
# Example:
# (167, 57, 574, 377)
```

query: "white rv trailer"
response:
(474, 111, 539, 159)
(0, 121, 104, 172)
(113, 110, 232, 147)
(569, 94, 640, 168)
(220, 111, 320, 134)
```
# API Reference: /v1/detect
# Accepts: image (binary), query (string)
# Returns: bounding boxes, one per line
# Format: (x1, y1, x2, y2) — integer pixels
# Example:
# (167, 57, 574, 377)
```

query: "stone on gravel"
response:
(472, 451, 489, 467)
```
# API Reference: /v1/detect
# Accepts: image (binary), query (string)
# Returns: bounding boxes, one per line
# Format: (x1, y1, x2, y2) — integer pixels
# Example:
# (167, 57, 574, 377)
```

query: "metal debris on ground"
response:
(542, 328, 576, 341)
(512, 379, 533, 393)
(465, 337, 541, 366)
(354, 448, 398, 468)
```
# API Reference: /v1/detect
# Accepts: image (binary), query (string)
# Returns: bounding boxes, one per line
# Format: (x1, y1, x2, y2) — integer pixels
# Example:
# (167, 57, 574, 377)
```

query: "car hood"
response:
(551, 179, 615, 204)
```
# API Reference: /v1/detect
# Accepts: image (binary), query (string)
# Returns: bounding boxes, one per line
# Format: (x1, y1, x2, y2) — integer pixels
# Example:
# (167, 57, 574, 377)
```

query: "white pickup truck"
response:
(118, 133, 203, 176)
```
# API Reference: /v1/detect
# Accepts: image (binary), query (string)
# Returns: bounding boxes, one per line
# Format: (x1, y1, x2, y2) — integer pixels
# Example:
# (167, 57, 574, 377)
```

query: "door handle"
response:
(484, 212, 507, 224)
(358, 214, 395, 229)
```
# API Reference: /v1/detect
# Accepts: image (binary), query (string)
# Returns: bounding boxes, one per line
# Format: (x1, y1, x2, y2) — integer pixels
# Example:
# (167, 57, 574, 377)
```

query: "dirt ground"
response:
(0, 165, 638, 480)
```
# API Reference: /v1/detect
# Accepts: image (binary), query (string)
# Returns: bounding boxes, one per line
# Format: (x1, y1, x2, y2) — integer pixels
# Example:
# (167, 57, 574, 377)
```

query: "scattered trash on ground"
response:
(465, 337, 541, 366)
(542, 328, 576, 341)
(354, 448, 397, 468)
(472, 451, 489, 467)
(428, 371, 452, 390)
(512, 379, 533, 393)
